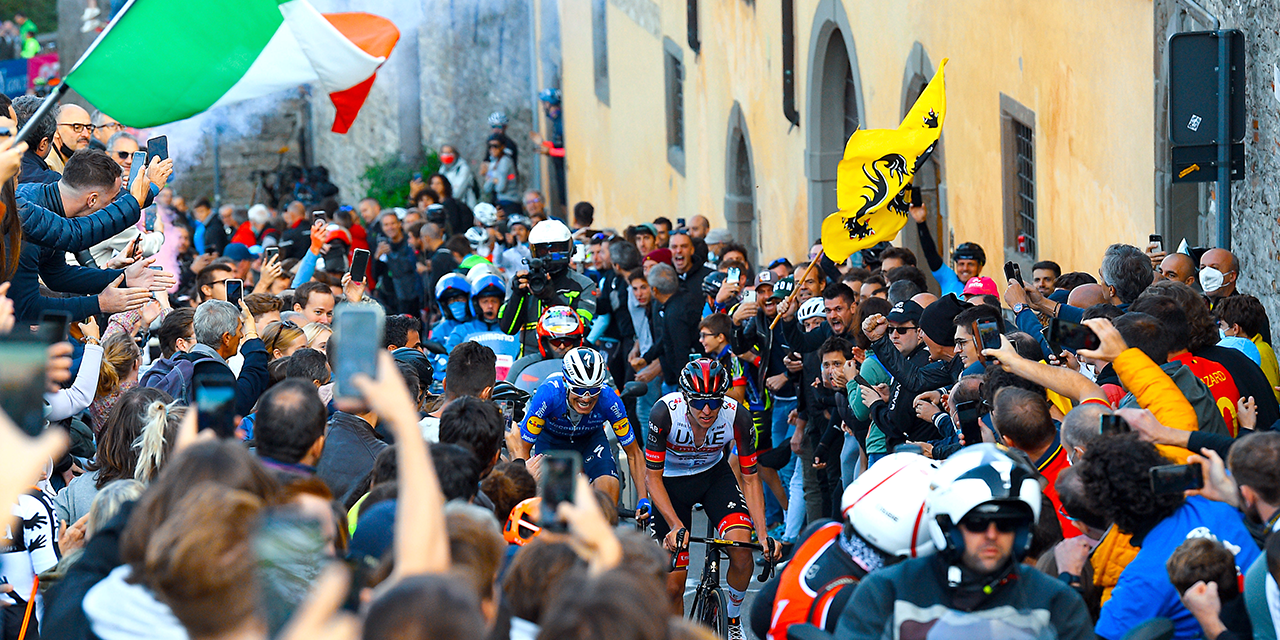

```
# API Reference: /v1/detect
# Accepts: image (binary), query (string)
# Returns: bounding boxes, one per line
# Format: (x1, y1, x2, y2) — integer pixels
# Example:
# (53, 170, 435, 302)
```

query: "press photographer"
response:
(498, 218, 598, 356)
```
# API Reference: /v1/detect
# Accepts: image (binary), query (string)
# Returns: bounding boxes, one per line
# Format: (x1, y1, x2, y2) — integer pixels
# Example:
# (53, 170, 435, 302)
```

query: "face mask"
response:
(440, 153, 456, 165)
(1199, 267, 1225, 294)
(448, 300, 469, 320)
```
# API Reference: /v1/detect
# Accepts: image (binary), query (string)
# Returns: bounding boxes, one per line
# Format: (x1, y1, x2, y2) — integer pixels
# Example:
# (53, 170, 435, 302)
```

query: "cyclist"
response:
(512, 346, 647, 505)
(833, 443, 1094, 639)
(749, 452, 938, 640)
(506, 305, 586, 383)
(646, 358, 782, 638)
(445, 273, 506, 352)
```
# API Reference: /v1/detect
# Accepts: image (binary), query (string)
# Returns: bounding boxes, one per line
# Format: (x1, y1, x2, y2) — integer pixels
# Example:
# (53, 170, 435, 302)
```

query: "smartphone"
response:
(39, 310, 71, 344)
(726, 267, 740, 283)
(194, 371, 238, 438)
(955, 399, 985, 447)
(1099, 414, 1130, 436)
(976, 319, 1001, 361)
(1004, 261, 1024, 286)
(130, 232, 144, 259)
(312, 210, 326, 222)
(145, 135, 168, 165)
(412, 171, 423, 182)
(263, 246, 279, 265)
(253, 509, 330, 624)
(909, 186, 922, 206)
(1046, 318, 1100, 352)
(539, 449, 582, 531)
(1150, 463, 1203, 495)
(742, 289, 757, 304)
(225, 279, 243, 307)
(333, 305, 384, 401)
(0, 333, 53, 436)
(1149, 234, 1164, 254)
(349, 248, 370, 284)
(677, 218, 687, 228)
(127, 151, 146, 188)
(854, 374, 873, 389)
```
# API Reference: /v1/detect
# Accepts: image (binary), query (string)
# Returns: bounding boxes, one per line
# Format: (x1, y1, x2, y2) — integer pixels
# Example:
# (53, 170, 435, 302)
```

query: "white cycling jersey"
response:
(644, 392, 758, 477)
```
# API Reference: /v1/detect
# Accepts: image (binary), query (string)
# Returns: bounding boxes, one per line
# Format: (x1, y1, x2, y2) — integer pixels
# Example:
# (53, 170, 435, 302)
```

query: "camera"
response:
(523, 257, 552, 297)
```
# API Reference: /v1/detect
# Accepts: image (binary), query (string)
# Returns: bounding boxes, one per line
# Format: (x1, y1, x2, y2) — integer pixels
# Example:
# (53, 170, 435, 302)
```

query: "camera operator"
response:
(499, 218, 598, 356)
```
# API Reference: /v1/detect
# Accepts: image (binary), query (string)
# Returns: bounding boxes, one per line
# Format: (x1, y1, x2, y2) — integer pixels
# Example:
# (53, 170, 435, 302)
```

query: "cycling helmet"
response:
(925, 443, 1041, 562)
(952, 242, 987, 266)
(503, 497, 542, 546)
(528, 219, 573, 272)
(535, 306, 585, 358)
(488, 111, 509, 128)
(798, 296, 826, 322)
(678, 358, 730, 398)
(562, 347, 608, 390)
(425, 203, 446, 225)
(701, 270, 727, 298)
(465, 262, 502, 285)
(473, 202, 499, 227)
(539, 88, 562, 105)
(507, 214, 533, 232)
(841, 452, 939, 559)
(464, 226, 488, 249)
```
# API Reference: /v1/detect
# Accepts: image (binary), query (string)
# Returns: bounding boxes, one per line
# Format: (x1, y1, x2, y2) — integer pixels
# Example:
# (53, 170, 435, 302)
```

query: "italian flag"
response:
(64, 0, 399, 133)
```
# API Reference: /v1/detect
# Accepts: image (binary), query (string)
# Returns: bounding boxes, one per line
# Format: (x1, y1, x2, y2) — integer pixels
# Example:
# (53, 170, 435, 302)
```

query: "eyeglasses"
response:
(698, 331, 720, 340)
(889, 326, 918, 335)
(684, 395, 723, 412)
(58, 122, 96, 134)
(98, 122, 123, 131)
(1057, 504, 1082, 524)
(568, 385, 602, 398)
(524, 197, 543, 205)
(549, 337, 581, 350)
(115, 151, 131, 159)
(958, 515, 1023, 534)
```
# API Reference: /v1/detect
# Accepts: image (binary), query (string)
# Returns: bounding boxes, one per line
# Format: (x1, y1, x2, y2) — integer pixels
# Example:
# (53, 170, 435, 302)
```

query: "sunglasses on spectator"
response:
(568, 385, 602, 398)
(59, 122, 96, 133)
(889, 326, 918, 335)
(115, 151, 131, 159)
(959, 515, 1022, 534)
(684, 395, 723, 412)
(1057, 505, 1082, 525)
(768, 258, 790, 269)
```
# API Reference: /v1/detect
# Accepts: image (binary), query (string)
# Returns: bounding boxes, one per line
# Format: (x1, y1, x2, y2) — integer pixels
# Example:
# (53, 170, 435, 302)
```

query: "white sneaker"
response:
(81, 6, 100, 21)
(727, 616, 745, 640)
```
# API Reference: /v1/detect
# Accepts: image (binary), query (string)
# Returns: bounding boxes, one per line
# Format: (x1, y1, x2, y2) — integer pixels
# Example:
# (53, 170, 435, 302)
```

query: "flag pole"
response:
(13, 82, 68, 148)
(770, 249, 824, 330)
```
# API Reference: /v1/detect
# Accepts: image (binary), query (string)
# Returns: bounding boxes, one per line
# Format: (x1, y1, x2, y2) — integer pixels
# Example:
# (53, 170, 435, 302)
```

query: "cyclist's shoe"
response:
(727, 616, 745, 640)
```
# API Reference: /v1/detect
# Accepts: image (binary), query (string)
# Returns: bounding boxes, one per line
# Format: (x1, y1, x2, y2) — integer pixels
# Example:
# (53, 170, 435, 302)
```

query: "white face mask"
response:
(1200, 267, 1226, 294)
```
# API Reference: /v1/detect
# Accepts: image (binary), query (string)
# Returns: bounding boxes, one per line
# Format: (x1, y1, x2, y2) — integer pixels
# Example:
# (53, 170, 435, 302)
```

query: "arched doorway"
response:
(804, 0, 863, 243)
(896, 43, 948, 293)
(724, 102, 757, 268)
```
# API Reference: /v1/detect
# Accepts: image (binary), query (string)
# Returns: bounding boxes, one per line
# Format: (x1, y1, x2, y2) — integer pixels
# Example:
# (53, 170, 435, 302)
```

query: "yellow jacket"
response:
(1091, 524, 1139, 606)
(1251, 335, 1280, 404)
(1112, 348, 1197, 463)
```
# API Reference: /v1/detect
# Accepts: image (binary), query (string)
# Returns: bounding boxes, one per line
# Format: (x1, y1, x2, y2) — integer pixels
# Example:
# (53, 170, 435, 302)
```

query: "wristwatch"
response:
(1013, 303, 1028, 315)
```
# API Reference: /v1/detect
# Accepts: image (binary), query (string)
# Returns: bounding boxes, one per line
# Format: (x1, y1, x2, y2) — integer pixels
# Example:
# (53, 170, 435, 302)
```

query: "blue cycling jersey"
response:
(519, 375, 635, 447)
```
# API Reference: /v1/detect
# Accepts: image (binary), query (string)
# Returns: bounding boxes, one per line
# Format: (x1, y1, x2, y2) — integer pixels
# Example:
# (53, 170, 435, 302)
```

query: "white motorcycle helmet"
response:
(842, 452, 939, 559)
(528, 219, 573, 271)
(798, 296, 826, 323)
(924, 444, 1042, 562)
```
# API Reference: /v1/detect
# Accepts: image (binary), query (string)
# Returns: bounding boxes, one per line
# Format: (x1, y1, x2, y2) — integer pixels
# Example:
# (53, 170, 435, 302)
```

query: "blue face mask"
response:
(448, 300, 469, 320)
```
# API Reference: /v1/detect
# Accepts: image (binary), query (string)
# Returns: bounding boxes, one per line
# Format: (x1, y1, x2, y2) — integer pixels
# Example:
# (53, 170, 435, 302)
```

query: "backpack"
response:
(138, 353, 224, 404)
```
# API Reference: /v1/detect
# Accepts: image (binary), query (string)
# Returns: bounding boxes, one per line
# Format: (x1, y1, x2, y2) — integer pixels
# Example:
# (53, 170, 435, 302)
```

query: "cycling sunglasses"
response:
(958, 514, 1023, 534)
(568, 385, 602, 398)
(684, 395, 723, 412)
(549, 337, 581, 350)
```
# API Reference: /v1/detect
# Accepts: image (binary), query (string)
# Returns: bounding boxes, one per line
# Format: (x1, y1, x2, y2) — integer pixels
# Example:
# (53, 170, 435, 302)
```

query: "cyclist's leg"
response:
(703, 460, 754, 621)
(580, 430, 620, 503)
(652, 473, 698, 615)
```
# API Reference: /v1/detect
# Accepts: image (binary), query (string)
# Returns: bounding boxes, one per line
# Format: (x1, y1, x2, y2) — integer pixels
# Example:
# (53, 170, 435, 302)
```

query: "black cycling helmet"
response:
(701, 271, 727, 298)
(952, 242, 987, 266)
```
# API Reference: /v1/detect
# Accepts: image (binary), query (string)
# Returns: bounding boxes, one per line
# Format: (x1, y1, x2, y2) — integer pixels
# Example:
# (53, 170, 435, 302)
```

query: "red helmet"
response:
(535, 306, 584, 358)
(678, 358, 730, 397)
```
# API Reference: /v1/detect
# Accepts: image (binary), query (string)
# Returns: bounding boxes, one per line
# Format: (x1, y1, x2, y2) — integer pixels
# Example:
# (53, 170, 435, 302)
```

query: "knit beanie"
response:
(919, 293, 968, 347)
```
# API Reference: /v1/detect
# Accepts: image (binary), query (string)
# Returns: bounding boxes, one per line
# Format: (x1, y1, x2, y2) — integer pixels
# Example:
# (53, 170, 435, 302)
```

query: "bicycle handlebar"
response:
(669, 531, 777, 582)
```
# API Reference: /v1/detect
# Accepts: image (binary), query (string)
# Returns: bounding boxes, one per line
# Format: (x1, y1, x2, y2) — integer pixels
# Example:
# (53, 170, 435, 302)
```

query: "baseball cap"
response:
(962, 276, 999, 298)
(223, 243, 252, 262)
(769, 275, 795, 300)
(886, 300, 924, 325)
(634, 223, 658, 237)
(754, 270, 778, 288)
(705, 228, 733, 245)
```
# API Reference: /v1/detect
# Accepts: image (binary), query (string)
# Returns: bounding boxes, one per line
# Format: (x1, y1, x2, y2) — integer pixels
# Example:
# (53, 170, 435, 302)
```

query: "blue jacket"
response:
(445, 318, 501, 353)
(16, 181, 147, 253)
(18, 151, 59, 185)
(11, 239, 121, 321)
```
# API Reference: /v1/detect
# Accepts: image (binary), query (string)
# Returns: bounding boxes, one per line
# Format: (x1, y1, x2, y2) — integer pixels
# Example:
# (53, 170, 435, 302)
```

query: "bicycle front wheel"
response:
(691, 587, 728, 638)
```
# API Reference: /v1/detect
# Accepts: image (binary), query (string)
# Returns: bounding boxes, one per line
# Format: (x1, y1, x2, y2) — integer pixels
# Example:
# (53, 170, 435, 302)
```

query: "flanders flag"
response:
(821, 58, 949, 262)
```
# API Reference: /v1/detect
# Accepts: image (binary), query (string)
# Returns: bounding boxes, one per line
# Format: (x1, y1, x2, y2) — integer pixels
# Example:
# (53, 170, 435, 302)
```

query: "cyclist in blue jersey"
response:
(512, 346, 648, 505)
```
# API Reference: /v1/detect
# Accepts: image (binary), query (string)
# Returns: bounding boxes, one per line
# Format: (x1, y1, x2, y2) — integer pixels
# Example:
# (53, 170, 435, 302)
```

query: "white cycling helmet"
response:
(488, 111, 509, 127)
(925, 443, 1042, 562)
(473, 202, 499, 227)
(562, 347, 608, 389)
(841, 452, 939, 559)
(798, 296, 826, 322)
(464, 226, 488, 248)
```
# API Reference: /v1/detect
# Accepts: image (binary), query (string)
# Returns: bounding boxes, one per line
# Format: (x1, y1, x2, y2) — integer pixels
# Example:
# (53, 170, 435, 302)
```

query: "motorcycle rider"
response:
(446, 274, 506, 352)
(499, 218, 598, 357)
(506, 306, 587, 383)
(430, 273, 473, 346)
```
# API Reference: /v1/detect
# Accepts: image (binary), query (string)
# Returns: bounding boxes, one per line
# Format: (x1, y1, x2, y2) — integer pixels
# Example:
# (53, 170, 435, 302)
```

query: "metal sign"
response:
(1168, 30, 1244, 146)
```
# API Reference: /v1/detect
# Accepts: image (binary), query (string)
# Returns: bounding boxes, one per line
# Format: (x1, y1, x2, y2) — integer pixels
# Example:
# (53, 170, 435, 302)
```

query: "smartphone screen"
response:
(127, 151, 147, 187)
(1149, 234, 1164, 254)
(677, 218, 687, 228)
(1050, 318, 1100, 352)
(226, 279, 243, 306)
(1099, 414, 1130, 436)
(955, 400, 984, 446)
(263, 247, 279, 265)
(195, 373, 237, 438)
(39, 310, 71, 344)
(145, 135, 168, 164)
(312, 210, 326, 222)
(726, 267, 740, 283)
(333, 306, 383, 401)
(0, 334, 52, 436)
(349, 248, 370, 284)
(976, 320, 1001, 359)
(1150, 464, 1203, 495)
(539, 450, 582, 530)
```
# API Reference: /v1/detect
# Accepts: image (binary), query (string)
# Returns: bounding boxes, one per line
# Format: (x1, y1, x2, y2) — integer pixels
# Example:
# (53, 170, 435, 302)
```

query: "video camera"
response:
(523, 256, 552, 297)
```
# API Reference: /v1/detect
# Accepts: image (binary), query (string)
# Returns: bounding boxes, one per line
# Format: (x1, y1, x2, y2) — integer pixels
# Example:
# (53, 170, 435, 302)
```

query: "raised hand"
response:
(98, 274, 152, 313)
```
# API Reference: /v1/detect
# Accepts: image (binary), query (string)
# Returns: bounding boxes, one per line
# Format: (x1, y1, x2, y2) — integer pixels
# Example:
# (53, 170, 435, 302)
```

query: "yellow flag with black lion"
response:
(821, 58, 948, 262)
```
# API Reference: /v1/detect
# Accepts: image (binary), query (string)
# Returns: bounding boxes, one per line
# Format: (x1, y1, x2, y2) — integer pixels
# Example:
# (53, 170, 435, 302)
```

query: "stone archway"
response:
(724, 102, 758, 268)
(804, 0, 864, 243)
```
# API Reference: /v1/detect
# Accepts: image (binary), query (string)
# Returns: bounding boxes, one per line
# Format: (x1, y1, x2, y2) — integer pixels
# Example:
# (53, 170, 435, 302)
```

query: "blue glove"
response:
(636, 498, 651, 519)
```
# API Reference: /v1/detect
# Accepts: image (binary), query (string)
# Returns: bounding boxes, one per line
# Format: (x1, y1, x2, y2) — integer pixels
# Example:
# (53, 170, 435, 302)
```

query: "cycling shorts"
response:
(531, 428, 618, 481)
(651, 456, 753, 570)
